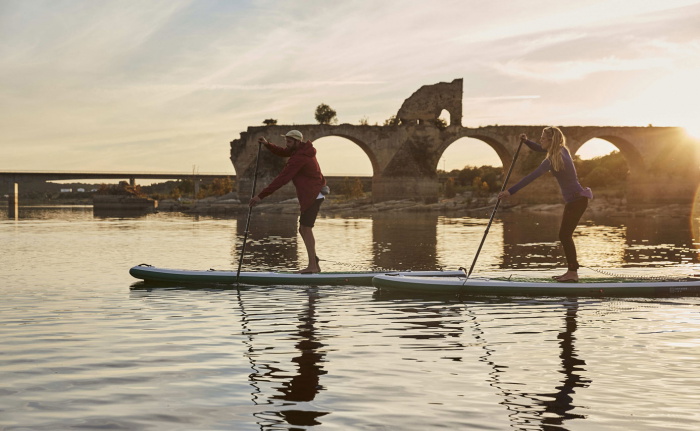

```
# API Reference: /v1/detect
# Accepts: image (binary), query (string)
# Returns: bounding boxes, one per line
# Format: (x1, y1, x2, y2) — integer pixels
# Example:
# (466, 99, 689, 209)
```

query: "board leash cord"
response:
(584, 266, 691, 282)
(457, 266, 692, 285)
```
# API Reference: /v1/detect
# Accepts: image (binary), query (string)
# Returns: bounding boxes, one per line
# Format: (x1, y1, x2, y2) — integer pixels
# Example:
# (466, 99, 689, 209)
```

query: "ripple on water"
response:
(3, 210, 700, 430)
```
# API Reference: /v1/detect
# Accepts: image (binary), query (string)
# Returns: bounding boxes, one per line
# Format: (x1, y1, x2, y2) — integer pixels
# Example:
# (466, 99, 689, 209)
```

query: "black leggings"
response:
(559, 197, 588, 271)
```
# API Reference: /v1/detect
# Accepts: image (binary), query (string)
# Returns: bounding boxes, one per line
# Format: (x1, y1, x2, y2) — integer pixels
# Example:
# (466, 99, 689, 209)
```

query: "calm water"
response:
(2, 206, 700, 430)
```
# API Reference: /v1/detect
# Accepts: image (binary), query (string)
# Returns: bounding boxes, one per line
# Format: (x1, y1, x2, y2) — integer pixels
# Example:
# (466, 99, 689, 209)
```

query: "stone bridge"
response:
(230, 79, 699, 206)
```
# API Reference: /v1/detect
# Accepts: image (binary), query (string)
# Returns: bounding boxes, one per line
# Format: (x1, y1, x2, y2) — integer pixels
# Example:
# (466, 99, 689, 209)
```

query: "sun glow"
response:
(631, 70, 700, 134)
(683, 124, 700, 140)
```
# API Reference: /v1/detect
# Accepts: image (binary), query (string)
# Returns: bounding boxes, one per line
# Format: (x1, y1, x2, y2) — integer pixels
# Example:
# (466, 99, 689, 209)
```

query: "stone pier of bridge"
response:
(8, 183, 18, 218)
(230, 79, 700, 208)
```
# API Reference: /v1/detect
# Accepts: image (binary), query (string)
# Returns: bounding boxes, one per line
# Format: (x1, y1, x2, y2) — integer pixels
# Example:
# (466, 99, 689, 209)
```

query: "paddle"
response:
(236, 140, 263, 285)
(464, 137, 525, 279)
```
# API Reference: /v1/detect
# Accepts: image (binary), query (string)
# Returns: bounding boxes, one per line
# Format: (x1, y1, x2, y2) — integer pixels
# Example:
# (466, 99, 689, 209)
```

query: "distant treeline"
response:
(439, 151, 627, 198)
(143, 178, 234, 200)
(8, 177, 235, 201)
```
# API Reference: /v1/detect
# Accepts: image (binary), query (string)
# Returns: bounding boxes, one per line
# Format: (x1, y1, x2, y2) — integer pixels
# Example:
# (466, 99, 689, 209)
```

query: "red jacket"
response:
(257, 140, 325, 212)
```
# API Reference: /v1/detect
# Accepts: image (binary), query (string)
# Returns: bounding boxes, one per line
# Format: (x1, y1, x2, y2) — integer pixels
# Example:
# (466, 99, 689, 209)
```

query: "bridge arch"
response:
(302, 131, 379, 176)
(438, 137, 505, 172)
(437, 131, 511, 172)
(567, 130, 646, 176)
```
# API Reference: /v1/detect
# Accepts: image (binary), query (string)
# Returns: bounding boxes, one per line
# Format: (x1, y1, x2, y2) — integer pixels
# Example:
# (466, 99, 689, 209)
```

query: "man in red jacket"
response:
(249, 130, 327, 273)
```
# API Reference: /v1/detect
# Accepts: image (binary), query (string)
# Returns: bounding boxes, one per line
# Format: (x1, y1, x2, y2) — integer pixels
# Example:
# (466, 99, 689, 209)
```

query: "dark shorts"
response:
(299, 198, 324, 228)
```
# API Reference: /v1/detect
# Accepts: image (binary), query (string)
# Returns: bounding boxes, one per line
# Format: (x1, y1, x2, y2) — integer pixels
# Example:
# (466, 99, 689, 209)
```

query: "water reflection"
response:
(237, 213, 301, 271)
(498, 212, 699, 270)
(269, 287, 328, 426)
(374, 292, 590, 429)
(237, 287, 329, 429)
(236, 212, 444, 272)
(372, 213, 439, 271)
(92, 206, 156, 219)
(541, 300, 589, 428)
(500, 212, 562, 269)
(621, 216, 700, 264)
(468, 300, 589, 429)
(1, 205, 94, 221)
(234, 211, 700, 275)
(6, 206, 699, 273)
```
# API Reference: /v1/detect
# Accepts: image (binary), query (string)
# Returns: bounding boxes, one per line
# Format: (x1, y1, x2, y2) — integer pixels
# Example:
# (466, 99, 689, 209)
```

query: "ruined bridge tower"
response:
(397, 78, 463, 126)
(372, 78, 464, 203)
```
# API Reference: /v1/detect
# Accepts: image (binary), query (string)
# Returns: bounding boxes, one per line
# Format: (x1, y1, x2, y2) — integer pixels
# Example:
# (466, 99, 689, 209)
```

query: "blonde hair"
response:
(544, 126, 567, 172)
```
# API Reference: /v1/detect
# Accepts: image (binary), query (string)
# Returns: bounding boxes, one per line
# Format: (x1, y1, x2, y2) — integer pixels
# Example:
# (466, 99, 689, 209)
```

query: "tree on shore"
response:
(336, 177, 365, 199)
(97, 181, 145, 197)
(196, 177, 234, 199)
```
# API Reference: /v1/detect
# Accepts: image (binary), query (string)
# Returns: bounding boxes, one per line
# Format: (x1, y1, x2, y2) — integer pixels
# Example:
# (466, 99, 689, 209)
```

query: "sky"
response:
(2, 0, 700, 176)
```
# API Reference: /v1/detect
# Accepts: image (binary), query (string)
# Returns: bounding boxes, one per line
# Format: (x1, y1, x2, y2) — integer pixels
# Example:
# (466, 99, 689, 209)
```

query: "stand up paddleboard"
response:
(372, 274, 700, 297)
(129, 264, 465, 287)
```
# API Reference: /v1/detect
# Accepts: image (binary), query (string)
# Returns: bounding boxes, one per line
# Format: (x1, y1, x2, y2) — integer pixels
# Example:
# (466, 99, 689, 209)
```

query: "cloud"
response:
(124, 81, 386, 93)
(492, 56, 670, 82)
(464, 95, 541, 102)
(481, 2, 700, 83)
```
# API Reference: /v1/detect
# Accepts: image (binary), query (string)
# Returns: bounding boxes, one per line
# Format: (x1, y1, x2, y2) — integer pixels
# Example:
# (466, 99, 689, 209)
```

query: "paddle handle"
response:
(466, 139, 524, 279)
(236, 141, 263, 283)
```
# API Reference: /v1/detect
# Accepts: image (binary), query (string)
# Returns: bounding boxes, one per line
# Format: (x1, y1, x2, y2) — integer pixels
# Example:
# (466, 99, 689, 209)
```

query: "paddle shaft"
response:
(236, 142, 263, 283)
(465, 139, 524, 279)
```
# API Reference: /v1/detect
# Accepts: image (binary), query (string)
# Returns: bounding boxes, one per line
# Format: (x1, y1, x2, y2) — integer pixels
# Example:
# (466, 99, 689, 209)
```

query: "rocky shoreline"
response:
(154, 192, 694, 219)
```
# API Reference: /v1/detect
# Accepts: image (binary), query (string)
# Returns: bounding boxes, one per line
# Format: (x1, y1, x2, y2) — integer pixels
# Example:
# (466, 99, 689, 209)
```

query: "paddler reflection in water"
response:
(249, 130, 328, 274)
(498, 127, 593, 283)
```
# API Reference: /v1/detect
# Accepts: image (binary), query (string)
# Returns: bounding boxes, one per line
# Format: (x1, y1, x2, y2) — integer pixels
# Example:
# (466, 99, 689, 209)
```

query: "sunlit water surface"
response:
(2, 206, 700, 430)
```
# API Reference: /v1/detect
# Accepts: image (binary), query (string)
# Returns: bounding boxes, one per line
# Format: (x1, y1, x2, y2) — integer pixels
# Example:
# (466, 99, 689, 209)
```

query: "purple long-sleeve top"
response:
(507, 139, 593, 203)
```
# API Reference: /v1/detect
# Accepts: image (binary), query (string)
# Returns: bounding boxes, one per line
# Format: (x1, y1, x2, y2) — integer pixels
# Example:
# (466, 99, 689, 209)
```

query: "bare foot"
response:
(553, 271, 578, 282)
(298, 265, 321, 274)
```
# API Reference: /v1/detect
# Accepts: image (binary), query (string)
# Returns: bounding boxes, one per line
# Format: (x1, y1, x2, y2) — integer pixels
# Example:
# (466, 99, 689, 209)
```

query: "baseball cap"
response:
(282, 130, 303, 141)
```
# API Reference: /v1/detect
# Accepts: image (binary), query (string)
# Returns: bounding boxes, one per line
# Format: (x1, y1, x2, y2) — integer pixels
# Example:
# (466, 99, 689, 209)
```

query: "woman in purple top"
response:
(498, 127, 593, 283)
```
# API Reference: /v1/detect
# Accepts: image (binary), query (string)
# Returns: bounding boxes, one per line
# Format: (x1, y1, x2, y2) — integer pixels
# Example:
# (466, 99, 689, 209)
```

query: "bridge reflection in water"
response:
(232, 211, 699, 276)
